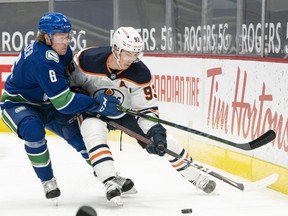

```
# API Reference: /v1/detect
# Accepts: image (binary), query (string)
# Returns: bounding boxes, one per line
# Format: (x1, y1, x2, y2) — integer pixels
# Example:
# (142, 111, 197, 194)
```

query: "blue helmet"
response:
(38, 12, 71, 34)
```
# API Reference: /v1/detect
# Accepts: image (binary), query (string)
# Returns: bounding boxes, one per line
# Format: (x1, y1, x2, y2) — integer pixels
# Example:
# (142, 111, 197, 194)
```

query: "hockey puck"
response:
(76, 205, 97, 216)
(181, 208, 192, 214)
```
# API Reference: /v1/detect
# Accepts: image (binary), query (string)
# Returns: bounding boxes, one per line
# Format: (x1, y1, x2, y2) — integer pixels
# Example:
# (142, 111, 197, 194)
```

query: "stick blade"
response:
(234, 130, 276, 150)
(243, 173, 279, 191)
(248, 130, 276, 150)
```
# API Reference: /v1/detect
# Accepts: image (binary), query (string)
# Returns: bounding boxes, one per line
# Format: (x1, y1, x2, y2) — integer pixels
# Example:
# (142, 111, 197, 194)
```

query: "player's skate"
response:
(42, 177, 61, 205)
(104, 178, 123, 206)
(115, 173, 138, 194)
(94, 171, 138, 194)
(191, 174, 216, 194)
(42, 177, 61, 199)
(180, 166, 216, 194)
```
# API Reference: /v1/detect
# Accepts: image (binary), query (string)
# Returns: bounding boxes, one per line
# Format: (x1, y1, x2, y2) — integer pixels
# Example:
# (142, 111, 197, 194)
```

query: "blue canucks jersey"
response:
(1, 41, 96, 114)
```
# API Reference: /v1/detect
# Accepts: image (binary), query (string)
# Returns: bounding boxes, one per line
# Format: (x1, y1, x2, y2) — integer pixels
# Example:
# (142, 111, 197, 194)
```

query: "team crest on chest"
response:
(104, 88, 114, 96)
(94, 88, 125, 104)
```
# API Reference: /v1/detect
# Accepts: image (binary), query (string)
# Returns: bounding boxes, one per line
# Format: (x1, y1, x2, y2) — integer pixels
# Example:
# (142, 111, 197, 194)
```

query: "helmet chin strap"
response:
(46, 33, 54, 47)
(112, 49, 122, 70)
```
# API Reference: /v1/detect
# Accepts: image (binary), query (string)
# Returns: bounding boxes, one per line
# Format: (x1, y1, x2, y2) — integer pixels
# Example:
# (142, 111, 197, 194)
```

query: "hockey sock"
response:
(25, 140, 54, 182)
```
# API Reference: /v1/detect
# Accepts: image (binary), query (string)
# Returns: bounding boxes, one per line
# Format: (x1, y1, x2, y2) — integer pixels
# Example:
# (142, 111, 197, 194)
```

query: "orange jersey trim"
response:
(90, 150, 112, 161)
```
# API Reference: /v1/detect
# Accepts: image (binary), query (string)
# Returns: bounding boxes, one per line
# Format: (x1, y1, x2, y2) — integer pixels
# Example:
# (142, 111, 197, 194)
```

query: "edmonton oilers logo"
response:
(104, 88, 114, 96)
(94, 88, 124, 104)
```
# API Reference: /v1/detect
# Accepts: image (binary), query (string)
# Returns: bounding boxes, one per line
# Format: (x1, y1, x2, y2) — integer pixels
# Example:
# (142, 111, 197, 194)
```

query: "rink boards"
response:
(0, 54, 287, 194)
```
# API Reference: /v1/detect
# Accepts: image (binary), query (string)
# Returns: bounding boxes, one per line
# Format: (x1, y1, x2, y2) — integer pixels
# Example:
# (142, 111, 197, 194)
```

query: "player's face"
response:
(51, 33, 71, 55)
(119, 50, 140, 69)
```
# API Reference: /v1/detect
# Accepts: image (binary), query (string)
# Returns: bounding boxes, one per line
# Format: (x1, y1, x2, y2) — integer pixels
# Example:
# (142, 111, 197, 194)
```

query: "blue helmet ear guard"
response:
(38, 12, 72, 34)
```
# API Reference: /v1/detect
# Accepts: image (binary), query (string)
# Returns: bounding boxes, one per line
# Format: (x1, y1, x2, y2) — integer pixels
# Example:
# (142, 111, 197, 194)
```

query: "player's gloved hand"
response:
(146, 124, 167, 156)
(89, 93, 122, 117)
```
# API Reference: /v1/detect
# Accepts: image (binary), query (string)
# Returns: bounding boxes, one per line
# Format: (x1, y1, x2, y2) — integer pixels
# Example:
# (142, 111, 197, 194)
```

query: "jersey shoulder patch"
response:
(46, 50, 59, 63)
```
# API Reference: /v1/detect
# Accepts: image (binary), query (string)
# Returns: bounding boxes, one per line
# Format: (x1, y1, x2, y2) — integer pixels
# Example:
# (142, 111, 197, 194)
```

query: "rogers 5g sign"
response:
(1, 30, 87, 52)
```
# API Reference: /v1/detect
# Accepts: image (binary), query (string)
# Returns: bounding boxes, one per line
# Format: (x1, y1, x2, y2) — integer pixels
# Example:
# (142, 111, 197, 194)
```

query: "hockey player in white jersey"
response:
(68, 27, 216, 205)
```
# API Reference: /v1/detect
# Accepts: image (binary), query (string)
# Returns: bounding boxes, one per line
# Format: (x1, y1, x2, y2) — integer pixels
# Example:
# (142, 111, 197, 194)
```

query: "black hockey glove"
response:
(146, 124, 167, 156)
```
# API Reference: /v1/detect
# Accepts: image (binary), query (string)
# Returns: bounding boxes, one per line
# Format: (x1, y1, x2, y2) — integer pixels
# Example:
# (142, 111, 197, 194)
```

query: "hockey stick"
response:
(105, 119, 278, 191)
(117, 105, 276, 151)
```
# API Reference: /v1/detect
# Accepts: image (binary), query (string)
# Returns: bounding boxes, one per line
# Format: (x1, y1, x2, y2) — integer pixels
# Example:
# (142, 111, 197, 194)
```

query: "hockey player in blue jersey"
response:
(0, 12, 134, 200)
(68, 27, 217, 205)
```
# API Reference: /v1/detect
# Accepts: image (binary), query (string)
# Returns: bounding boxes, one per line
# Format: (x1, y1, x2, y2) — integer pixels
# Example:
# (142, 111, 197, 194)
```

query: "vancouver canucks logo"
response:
(46, 50, 59, 63)
(94, 88, 124, 104)
(15, 106, 26, 113)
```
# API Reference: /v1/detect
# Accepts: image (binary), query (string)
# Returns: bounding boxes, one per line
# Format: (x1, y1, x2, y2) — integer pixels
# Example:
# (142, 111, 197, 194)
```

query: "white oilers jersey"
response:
(69, 46, 159, 132)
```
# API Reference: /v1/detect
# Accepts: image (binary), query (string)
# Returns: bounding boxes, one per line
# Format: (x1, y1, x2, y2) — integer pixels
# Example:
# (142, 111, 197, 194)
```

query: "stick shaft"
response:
(117, 105, 276, 150)
(105, 119, 246, 190)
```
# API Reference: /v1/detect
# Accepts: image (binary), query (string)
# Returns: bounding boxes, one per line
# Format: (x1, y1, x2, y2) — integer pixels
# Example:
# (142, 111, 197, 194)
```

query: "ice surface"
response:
(0, 132, 287, 216)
